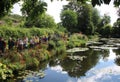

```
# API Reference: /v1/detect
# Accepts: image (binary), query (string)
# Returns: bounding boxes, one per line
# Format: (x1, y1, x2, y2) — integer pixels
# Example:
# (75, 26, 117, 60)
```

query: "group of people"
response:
(0, 33, 68, 54)
(0, 35, 49, 54)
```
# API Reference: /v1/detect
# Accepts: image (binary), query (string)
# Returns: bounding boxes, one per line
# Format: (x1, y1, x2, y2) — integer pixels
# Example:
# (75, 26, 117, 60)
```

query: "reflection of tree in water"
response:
(39, 49, 110, 78)
(113, 48, 120, 56)
(115, 56, 120, 66)
(60, 49, 102, 78)
(101, 49, 109, 61)
(113, 48, 120, 66)
(49, 53, 67, 67)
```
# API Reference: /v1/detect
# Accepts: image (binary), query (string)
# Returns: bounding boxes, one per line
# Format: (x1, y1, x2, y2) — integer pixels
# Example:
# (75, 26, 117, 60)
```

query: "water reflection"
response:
(42, 48, 120, 82)
(113, 48, 120, 66)
(78, 49, 120, 82)
(17, 47, 120, 82)
(2, 45, 120, 82)
(60, 49, 102, 77)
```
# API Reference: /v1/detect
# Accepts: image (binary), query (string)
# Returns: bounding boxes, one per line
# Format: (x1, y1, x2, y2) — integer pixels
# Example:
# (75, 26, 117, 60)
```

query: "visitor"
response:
(8, 37, 15, 50)
(29, 37, 35, 48)
(0, 37, 6, 53)
(18, 39, 24, 51)
(23, 36, 28, 49)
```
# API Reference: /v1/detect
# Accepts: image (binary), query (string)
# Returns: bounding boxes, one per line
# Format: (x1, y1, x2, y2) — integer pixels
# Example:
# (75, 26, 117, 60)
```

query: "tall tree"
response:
(77, 3, 94, 34)
(112, 18, 120, 37)
(92, 8, 101, 30)
(21, 0, 47, 20)
(62, 1, 95, 34)
(0, 0, 20, 18)
(60, 10, 78, 33)
(97, 14, 111, 35)
(21, 0, 47, 27)
(97, 14, 111, 29)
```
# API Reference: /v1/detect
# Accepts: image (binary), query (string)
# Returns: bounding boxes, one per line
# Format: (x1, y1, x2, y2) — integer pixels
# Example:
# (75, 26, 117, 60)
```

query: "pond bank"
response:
(0, 33, 92, 80)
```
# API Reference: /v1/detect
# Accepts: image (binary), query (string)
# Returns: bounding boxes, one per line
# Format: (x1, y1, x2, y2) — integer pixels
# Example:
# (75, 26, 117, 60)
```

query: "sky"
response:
(95, 1, 118, 25)
(11, 0, 118, 25)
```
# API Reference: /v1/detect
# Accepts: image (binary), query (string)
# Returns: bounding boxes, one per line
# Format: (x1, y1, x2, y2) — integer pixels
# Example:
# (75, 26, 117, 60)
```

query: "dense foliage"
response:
(0, 0, 120, 19)
(60, 10, 78, 33)
(0, 25, 56, 39)
(61, 2, 98, 35)
(0, 0, 20, 18)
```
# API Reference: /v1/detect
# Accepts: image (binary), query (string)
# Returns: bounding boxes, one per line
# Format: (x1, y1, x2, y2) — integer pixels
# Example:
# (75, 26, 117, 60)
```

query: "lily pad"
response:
(86, 41, 103, 46)
(89, 46, 118, 50)
(66, 48, 89, 53)
(21, 70, 46, 82)
(68, 55, 87, 61)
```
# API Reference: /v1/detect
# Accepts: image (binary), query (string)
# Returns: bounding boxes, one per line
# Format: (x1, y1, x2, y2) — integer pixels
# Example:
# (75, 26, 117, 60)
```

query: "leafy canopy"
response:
(0, 0, 120, 18)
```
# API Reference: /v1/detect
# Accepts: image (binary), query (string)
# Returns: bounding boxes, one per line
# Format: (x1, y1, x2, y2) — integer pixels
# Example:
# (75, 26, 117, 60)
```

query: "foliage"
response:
(60, 10, 78, 33)
(55, 41, 66, 54)
(67, 33, 88, 48)
(21, 0, 47, 27)
(0, 0, 20, 18)
(77, 0, 120, 7)
(21, 0, 47, 20)
(0, 0, 120, 19)
(101, 24, 112, 37)
(5, 51, 21, 63)
(97, 14, 111, 34)
(112, 18, 120, 37)
(0, 63, 13, 80)
(62, 2, 95, 35)
(91, 8, 101, 31)
(0, 25, 55, 39)
(0, 14, 24, 27)
(25, 13, 57, 28)
(8, 63, 25, 71)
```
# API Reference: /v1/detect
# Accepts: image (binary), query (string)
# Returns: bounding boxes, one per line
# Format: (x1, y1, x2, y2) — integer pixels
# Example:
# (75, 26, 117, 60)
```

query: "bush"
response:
(67, 33, 88, 48)
(0, 25, 56, 39)
(0, 63, 13, 80)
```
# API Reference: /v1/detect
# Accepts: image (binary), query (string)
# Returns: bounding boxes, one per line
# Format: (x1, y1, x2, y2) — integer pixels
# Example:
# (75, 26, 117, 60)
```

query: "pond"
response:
(13, 38, 120, 82)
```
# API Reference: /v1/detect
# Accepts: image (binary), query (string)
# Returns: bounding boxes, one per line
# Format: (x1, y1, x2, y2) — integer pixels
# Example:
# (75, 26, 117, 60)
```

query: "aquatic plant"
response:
(0, 63, 13, 80)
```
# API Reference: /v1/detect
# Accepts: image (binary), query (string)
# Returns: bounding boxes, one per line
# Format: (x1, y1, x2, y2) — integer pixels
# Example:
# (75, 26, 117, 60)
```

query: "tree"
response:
(97, 14, 111, 33)
(77, 4, 94, 34)
(21, 0, 47, 20)
(24, 13, 57, 28)
(34, 14, 57, 28)
(60, 10, 78, 33)
(76, 0, 120, 7)
(92, 8, 101, 31)
(0, 0, 120, 18)
(21, 0, 47, 27)
(101, 24, 112, 37)
(0, 0, 20, 18)
(112, 18, 120, 37)
(62, 1, 95, 34)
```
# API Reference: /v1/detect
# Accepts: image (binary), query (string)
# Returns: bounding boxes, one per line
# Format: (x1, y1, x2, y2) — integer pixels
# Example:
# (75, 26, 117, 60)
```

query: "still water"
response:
(23, 48, 120, 82)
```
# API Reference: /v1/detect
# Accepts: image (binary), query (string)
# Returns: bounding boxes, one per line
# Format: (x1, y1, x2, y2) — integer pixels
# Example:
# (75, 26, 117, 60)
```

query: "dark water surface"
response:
(22, 46, 120, 82)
